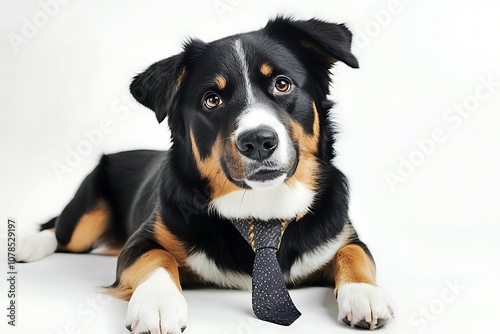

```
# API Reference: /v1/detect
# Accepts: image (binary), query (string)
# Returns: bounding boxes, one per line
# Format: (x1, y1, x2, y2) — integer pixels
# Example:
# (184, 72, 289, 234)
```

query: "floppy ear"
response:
(264, 16, 359, 69)
(130, 54, 184, 124)
(129, 39, 206, 137)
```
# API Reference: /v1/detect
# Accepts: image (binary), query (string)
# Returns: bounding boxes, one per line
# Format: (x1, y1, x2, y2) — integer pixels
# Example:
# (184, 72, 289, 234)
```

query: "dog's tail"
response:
(40, 217, 57, 231)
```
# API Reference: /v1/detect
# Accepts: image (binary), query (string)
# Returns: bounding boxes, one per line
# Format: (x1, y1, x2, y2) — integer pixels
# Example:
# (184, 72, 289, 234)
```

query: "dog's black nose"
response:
(236, 126, 278, 161)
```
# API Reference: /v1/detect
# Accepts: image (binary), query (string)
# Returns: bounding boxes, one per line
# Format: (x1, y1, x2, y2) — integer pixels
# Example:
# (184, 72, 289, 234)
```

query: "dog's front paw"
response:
(126, 268, 188, 334)
(336, 283, 393, 330)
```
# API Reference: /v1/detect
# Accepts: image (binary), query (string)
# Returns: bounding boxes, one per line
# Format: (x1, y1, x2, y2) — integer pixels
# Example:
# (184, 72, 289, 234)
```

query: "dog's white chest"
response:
(185, 224, 352, 288)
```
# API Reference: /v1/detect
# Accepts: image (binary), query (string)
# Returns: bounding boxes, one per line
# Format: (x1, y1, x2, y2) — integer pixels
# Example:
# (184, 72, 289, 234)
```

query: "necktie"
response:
(231, 218, 301, 326)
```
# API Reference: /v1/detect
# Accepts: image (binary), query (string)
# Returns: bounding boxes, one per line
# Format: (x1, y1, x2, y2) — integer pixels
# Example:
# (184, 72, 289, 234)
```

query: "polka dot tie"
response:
(231, 218, 301, 326)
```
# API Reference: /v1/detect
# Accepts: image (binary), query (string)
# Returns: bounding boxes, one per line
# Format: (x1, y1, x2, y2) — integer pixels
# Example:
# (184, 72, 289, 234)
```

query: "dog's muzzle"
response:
(234, 125, 297, 188)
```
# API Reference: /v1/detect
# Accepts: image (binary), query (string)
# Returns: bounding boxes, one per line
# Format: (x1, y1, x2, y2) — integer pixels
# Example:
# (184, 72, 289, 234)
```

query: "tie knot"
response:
(231, 218, 291, 252)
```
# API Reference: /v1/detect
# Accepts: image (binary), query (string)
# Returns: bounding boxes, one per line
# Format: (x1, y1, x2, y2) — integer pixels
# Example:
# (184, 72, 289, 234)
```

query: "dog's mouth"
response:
(221, 151, 299, 190)
(247, 169, 286, 182)
(245, 169, 288, 189)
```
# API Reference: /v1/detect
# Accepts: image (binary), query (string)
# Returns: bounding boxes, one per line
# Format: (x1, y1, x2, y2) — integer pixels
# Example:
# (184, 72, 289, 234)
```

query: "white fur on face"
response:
(232, 40, 296, 188)
(212, 39, 311, 220)
(233, 39, 255, 106)
(233, 107, 294, 170)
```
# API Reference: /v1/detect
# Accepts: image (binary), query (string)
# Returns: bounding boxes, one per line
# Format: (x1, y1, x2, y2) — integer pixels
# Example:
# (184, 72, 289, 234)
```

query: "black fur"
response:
(45, 17, 367, 289)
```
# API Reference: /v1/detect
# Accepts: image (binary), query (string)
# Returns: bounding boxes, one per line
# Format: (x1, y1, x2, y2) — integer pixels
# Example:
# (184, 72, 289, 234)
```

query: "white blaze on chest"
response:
(209, 181, 315, 221)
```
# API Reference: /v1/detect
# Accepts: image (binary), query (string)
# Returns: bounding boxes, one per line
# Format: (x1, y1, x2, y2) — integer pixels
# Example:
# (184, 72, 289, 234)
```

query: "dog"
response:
(17, 16, 393, 333)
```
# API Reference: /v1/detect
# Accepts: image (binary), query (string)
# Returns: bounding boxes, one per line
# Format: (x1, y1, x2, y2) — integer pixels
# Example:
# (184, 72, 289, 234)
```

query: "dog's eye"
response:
(203, 93, 222, 110)
(274, 77, 292, 93)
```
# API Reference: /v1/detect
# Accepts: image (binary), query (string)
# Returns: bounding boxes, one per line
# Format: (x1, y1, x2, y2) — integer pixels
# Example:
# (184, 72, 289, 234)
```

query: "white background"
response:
(1, 0, 500, 333)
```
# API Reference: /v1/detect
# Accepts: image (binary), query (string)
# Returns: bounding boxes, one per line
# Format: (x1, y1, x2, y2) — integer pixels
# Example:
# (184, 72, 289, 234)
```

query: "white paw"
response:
(336, 283, 393, 330)
(126, 268, 188, 334)
(16, 230, 58, 262)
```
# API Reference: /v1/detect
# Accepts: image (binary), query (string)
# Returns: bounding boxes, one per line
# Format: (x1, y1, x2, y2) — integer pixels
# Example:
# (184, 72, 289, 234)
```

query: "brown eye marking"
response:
(214, 75, 227, 90)
(260, 63, 273, 77)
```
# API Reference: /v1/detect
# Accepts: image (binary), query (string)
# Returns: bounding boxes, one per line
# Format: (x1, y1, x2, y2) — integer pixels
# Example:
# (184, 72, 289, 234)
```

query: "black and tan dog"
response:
(17, 17, 393, 333)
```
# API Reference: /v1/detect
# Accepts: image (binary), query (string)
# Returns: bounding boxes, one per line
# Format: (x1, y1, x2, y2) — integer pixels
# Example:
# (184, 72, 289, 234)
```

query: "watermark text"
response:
(6, 218, 17, 326)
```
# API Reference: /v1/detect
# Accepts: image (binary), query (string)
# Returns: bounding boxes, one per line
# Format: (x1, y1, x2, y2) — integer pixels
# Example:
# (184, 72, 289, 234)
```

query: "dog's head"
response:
(131, 17, 358, 220)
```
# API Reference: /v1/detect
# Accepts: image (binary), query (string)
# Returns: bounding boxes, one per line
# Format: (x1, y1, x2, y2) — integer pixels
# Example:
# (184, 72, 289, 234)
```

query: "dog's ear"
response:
(130, 54, 184, 124)
(130, 39, 206, 134)
(264, 16, 359, 69)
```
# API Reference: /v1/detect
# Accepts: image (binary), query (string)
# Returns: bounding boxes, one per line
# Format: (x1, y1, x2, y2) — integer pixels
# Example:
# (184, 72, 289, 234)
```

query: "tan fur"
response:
(190, 130, 240, 199)
(58, 201, 110, 253)
(92, 247, 122, 256)
(153, 217, 188, 265)
(221, 137, 245, 181)
(260, 63, 273, 77)
(107, 249, 181, 301)
(190, 100, 322, 203)
(214, 75, 227, 90)
(286, 101, 321, 194)
(333, 244, 377, 297)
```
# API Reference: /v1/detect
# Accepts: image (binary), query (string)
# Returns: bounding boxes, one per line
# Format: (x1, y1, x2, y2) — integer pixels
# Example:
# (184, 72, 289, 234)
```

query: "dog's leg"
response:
(17, 164, 112, 262)
(108, 226, 188, 334)
(333, 243, 393, 330)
